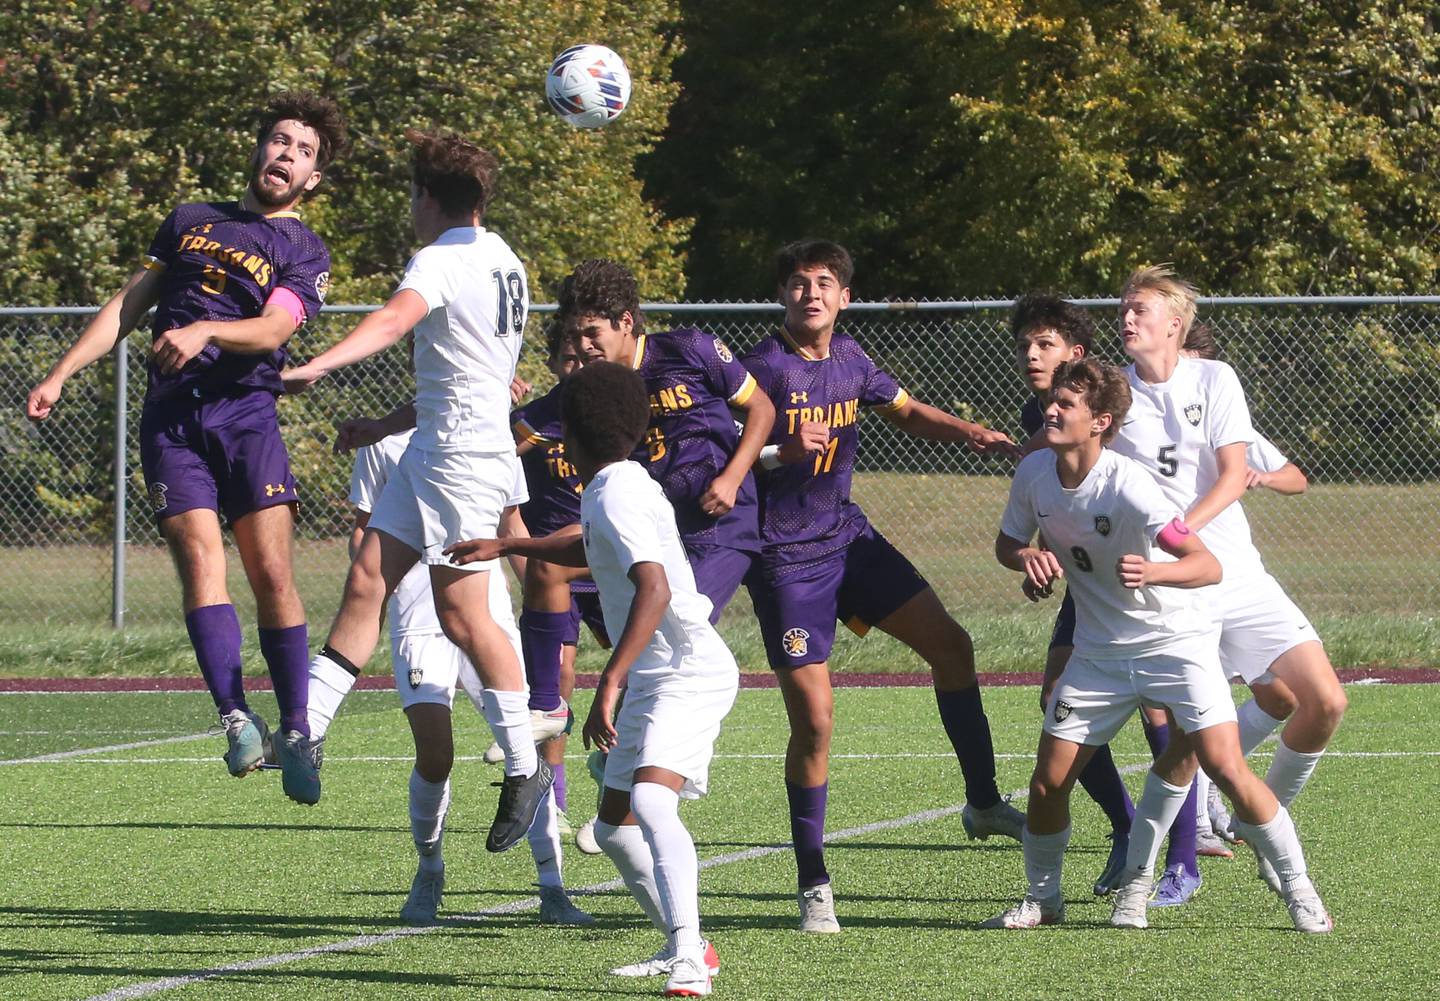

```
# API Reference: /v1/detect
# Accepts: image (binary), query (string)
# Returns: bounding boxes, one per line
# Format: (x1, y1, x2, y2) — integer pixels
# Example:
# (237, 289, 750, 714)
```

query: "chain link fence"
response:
(3, 299, 1438, 638)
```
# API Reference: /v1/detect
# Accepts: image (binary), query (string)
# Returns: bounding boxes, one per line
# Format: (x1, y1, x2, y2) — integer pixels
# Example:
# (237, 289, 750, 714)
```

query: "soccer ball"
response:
(545, 45, 631, 128)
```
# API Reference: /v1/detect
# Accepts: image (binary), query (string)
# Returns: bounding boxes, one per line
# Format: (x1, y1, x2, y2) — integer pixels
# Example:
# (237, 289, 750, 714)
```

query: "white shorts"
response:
(368, 446, 516, 572)
(1045, 645, 1236, 745)
(1214, 572, 1320, 683)
(603, 671, 738, 799)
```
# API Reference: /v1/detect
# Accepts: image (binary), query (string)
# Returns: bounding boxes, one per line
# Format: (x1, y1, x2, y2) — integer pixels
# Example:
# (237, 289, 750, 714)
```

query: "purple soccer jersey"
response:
(142, 201, 330, 403)
(513, 384, 584, 538)
(631, 327, 761, 552)
(741, 328, 910, 577)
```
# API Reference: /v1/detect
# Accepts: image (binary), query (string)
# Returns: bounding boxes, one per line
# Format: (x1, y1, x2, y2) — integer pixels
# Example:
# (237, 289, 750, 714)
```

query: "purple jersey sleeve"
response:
(513, 385, 584, 536)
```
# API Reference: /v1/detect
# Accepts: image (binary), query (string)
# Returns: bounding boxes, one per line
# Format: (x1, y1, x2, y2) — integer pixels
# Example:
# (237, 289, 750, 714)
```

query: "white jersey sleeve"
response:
(999, 451, 1048, 544)
(1205, 361, 1255, 450)
(1248, 432, 1290, 474)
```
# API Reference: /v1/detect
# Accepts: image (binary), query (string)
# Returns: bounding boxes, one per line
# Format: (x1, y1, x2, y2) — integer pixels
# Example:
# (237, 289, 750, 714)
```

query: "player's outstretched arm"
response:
(1116, 519, 1222, 589)
(333, 402, 418, 454)
(444, 524, 588, 569)
(1247, 461, 1307, 495)
(885, 398, 1021, 458)
(700, 386, 776, 516)
(283, 289, 429, 393)
(995, 531, 1063, 594)
(27, 267, 163, 421)
(582, 560, 670, 752)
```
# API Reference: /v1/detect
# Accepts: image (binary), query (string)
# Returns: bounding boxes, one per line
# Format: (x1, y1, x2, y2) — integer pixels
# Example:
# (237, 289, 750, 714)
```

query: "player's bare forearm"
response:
(1120, 532, 1221, 589)
(728, 386, 776, 472)
(447, 526, 587, 568)
(1184, 441, 1248, 531)
(289, 289, 427, 385)
(202, 305, 298, 353)
(598, 563, 671, 694)
(887, 399, 1020, 457)
(995, 532, 1032, 573)
(1252, 462, 1308, 495)
(46, 270, 157, 383)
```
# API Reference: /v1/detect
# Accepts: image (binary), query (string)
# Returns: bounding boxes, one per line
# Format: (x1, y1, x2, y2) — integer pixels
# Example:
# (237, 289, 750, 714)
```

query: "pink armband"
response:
(266, 287, 307, 327)
(1157, 516, 1191, 550)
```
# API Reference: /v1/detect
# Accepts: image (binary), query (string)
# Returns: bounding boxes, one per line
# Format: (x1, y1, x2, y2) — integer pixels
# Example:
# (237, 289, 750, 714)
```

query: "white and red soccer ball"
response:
(545, 45, 631, 129)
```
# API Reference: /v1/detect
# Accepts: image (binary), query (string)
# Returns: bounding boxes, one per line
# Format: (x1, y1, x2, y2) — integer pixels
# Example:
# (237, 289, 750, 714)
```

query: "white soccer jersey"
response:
(1001, 449, 1214, 659)
(1111, 357, 1265, 576)
(350, 429, 528, 636)
(397, 226, 528, 453)
(580, 460, 735, 685)
(1248, 431, 1289, 474)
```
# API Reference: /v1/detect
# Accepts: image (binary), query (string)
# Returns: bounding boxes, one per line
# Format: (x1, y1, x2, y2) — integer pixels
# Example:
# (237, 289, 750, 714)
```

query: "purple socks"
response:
(520, 608, 568, 713)
(934, 686, 1002, 809)
(786, 780, 830, 888)
(1143, 721, 1199, 877)
(185, 604, 246, 715)
(1077, 744, 1134, 835)
(258, 624, 310, 737)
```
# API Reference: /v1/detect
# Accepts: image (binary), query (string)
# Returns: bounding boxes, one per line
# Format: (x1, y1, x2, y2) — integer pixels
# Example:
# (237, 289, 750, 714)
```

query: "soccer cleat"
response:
(482, 741, 505, 765)
(481, 701, 574, 764)
(1206, 785, 1242, 844)
(1093, 832, 1129, 896)
(575, 816, 603, 855)
(980, 894, 1065, 929)
(220, 709, 270, 777)
(1283, 882, 1334, 934)
(961, 795, 1025, 842)
(486, 759, 554, 853)
(399, 865, 444, 925)
(1110, 869, 1152, 929)
(663, 955, 712, 997)
(537, 885, 595, 925)
(1149, 863, 1202, 907)
(797, 882, 841, 933)
(610, 940, 720, 978)
(275, 730, 324, 805)
(1196, 828, 1236, 859)
(554, 809, 575, 839)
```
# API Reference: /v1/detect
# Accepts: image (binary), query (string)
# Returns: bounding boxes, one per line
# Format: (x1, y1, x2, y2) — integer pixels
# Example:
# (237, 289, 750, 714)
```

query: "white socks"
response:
(307, 652, 357, 739)
(409, 768, 450, 873)
(1022, 825, 1070, 903)
(1266, 742, 1324, 808)
(527, 788, 564, 888)
(1237, 698, 1285, 757)
(1233, 804, 1311, 892)
(480, 688, 538, 777)
(595, 819, 667, 932)
(630, 781, 702, 952)
(1126, 770, 1192, 876)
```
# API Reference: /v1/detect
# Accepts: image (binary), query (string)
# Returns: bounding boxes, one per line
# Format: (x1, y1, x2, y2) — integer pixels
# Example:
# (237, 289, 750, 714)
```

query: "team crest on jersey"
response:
(712, 338, 734, 364)
(782, 627, 810, 658)
(1094, 515, 1111, 536)
(1184, 403, 1203, 426)
(148, 482, 168, 512)
(1053, 698, 1073, 723)
(315, 271, 331, 303)
(407, 665, 423, 690)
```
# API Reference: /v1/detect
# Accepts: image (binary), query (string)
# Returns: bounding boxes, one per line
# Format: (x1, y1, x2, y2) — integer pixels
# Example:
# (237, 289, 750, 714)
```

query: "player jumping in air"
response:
(280, 129, 549, 852)
(26, 92, 347, 779)
(740, 239, 1023, 932)
(1111, 268, 1345, 900)
(986, 357, 1330, 933)
(448, 361, 739, 998)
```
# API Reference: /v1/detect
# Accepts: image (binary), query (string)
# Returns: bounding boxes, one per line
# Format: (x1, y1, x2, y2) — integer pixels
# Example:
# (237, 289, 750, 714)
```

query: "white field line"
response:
(0, 732, 214, 765)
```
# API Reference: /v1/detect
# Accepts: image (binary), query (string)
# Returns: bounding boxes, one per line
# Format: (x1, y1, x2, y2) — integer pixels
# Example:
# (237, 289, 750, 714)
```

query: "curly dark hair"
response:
(560, 361, 651, 464)
(774, 239, 854, 289)
(1011, 293, 1094, 354)
(404, 128, 499, 218)
(557, 259, 644, 337)
(1051, 358, 1132, 444)
(1182, 321, 1222, 360)
(257, 91, 348, 170)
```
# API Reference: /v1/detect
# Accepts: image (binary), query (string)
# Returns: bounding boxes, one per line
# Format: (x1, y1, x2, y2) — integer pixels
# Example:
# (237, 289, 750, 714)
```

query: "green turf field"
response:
(1, 682, 1435, 999)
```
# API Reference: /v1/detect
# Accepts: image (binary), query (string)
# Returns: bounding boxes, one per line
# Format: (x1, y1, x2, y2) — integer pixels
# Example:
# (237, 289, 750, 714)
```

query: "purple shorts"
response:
(684, 543, 760, 624)
(752, 522, 928, 670)
(140, 391, 296, 525)
(565, 587, 611, 649)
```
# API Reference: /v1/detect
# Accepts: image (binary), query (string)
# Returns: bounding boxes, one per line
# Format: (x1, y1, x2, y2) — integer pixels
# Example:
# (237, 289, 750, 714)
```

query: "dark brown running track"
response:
(3, 667, 1437, 693)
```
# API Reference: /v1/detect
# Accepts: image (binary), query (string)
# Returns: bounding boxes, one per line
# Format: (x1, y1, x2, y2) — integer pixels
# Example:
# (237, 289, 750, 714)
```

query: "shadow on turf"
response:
(0, 905, 498, 942)
(0, 820, 418, 834)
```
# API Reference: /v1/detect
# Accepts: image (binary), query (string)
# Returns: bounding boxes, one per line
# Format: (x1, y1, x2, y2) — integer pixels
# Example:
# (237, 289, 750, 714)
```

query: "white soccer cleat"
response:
(399, 865, 444, 926)
(1196, 829, 1236, 859)
(961, 796, 1025, 842)
(537, 885, 595, 926)
(575, 816, 603, 855)
(1110, 869, 1152, 929)
(610, 940, 719, 978)
(482, 741, 505, 765)
(663, 954, 713, 997)
(1206, 785, 1242, 844)
(797, 883, 841, 933)
(980, 894, 1064, 929)
(1283, 881, 1334, 934)
(481, 701, 573, 764)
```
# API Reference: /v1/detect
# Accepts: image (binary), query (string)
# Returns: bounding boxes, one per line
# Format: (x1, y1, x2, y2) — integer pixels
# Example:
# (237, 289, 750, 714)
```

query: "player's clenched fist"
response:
(25, 378, 63, 422)
(778, 418, 829, 464)
(1017, 546, 1063, 592)
(966, 425, 1023, 459)
(1116, 553, 1153, 589)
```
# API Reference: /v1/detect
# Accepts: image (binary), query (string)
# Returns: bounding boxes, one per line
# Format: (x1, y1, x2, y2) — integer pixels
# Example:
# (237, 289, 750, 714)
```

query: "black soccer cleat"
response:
(485, 759, 554, 853)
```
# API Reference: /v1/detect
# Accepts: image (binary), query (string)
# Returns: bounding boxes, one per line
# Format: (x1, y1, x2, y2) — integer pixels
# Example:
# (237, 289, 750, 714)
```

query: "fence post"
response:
(112, 336, 127, 630)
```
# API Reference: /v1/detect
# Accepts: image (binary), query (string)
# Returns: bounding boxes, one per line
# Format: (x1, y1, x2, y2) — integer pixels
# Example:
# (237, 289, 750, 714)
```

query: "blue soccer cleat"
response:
(1149, 862, 1202, 907)
(276, 730, 324, 805)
